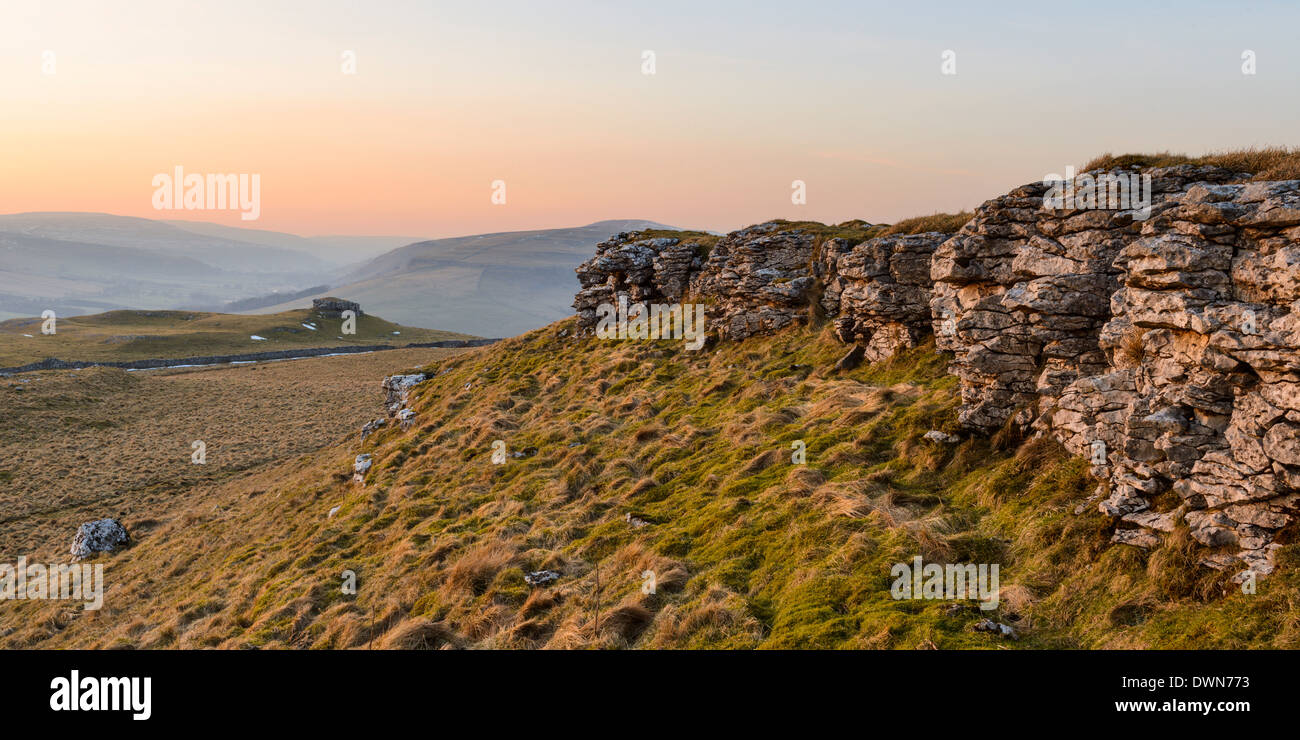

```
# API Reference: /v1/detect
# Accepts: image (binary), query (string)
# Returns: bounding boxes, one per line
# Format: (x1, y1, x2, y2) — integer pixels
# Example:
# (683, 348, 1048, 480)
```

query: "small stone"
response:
(923, 430, 961, 444)
(973, 618, 1018, 640)
(524, 570, 561, 586)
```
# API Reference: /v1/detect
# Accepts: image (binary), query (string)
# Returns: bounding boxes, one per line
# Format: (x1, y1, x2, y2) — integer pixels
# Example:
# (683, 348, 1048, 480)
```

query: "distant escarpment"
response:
(574, 165, 1300, 581)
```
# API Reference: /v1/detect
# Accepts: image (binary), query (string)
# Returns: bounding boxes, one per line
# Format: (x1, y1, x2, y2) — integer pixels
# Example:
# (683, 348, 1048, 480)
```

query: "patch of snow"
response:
(250, 335, 267, 341)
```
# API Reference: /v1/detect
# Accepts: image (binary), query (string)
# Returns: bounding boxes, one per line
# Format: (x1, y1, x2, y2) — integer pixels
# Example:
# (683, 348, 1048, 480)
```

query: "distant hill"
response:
(251, 219, 681, 337)
(0, 306, 474, 368)
(0, 212, 342, 320)
(160, 219, 423, 266)
(0, 212, 332, 272)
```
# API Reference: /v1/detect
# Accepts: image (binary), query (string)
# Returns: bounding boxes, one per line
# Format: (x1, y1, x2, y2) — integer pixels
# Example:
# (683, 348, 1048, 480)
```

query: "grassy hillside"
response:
(8, 319, 1298, 649)
(0, 308, 475, 368)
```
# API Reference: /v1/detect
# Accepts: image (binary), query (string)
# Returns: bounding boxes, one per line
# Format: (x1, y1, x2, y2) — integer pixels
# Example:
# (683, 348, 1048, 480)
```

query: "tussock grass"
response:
(876, 212, 974, 237)
(1083, 146, 1300, 181)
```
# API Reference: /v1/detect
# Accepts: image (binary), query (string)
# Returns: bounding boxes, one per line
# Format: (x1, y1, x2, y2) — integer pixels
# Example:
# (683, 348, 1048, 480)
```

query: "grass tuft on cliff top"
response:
(1083, 146, 1300, 181)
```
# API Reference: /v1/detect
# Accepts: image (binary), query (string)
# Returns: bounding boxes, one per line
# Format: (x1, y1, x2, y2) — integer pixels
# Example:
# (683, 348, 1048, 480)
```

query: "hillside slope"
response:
(7, 319, 1298, 649)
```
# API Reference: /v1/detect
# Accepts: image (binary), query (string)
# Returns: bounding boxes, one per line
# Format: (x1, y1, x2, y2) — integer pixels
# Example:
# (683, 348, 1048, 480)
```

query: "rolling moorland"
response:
(0, 346, 470, 567)
(3, 149, 1299, 650)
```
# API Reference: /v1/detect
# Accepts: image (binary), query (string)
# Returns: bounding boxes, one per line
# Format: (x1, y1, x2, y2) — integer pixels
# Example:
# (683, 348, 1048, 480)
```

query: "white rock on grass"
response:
(923, 430, 961, 444)
(70, 518, 129, 560)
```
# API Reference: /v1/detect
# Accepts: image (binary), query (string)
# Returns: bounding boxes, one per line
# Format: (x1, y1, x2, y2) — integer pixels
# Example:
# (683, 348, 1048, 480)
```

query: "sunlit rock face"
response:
(932, 165, 1300, 580)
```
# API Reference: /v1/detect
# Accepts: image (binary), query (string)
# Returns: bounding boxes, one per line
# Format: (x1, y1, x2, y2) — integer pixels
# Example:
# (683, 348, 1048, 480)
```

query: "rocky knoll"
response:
(573, 223, 950, 359)
(572, 165, 1300, 580)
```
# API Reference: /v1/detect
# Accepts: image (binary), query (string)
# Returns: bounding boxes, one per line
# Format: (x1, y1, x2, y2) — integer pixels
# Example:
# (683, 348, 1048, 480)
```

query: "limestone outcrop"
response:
(929, 165, 1245, 434)
(570, 166, 1300, 580)
(573, 223, 950, 358)
(1043, 178, 1300, 578)
(820, 232, 945, 361)
(312, 297, 363, 318)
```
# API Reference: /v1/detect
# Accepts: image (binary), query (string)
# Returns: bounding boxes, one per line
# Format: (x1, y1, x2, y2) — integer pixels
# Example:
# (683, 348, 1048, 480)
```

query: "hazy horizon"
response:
(4, 0, 1297, 236)
(0, 209, 680, 242)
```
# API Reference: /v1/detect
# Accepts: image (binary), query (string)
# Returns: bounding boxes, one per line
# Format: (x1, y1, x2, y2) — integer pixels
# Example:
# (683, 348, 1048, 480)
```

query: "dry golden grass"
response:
(877, 212, 974, 236)
(0, 347, 465, 561)
(1082, 146, 1300, 181)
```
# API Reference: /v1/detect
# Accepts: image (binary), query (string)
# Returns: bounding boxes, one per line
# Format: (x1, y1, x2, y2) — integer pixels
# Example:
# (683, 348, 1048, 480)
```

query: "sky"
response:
(2, 0, 1298, 238)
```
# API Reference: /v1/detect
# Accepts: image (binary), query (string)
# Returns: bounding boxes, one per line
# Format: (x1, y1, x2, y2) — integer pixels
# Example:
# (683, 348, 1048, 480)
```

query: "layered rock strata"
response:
(573, 223, 949, 359)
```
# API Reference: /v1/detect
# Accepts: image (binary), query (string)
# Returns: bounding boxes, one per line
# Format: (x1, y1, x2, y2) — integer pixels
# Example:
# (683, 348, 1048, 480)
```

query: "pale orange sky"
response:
(3, 0, 1298, 238)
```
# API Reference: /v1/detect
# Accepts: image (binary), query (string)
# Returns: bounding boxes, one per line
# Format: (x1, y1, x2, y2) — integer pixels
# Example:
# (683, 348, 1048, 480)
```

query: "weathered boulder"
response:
(360, 418, 385, 441)
(353, 454, 372, 483)
(382, 373, 429, 416)
(70, 518, 129, 560)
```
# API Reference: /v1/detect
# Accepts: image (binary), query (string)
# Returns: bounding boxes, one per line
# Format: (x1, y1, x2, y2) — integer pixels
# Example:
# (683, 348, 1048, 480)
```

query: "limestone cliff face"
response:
(930, 165, 1245, 434)
(573, 169, 1300, 580)
(1047, 178, 1300, 578)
